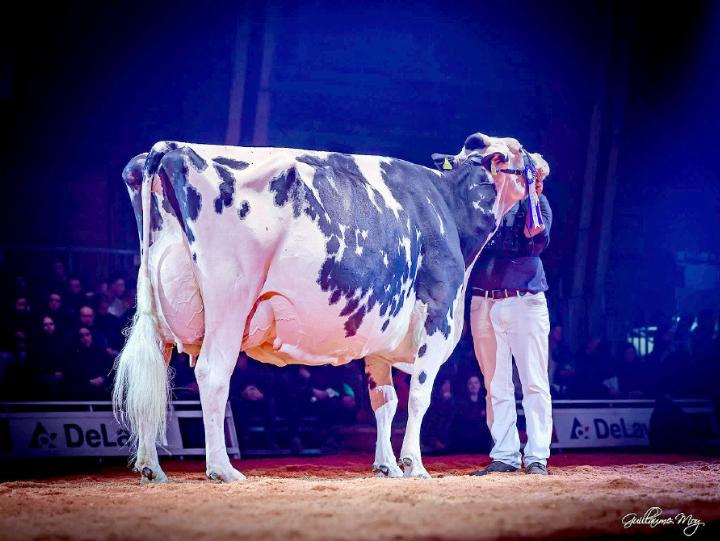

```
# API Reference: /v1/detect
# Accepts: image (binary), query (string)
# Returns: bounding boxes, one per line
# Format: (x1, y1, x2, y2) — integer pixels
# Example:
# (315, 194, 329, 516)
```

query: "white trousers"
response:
(469, 292, 552, 468)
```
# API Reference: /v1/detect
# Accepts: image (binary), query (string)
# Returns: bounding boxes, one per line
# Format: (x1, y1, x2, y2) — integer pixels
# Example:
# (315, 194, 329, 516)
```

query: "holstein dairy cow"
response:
(113, 134, 535, 483)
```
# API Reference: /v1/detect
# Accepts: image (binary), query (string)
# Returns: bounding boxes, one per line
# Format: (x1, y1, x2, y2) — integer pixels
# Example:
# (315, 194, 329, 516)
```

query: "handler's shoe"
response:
(525, 462, 548, 475)
(470, 461, 518, 476)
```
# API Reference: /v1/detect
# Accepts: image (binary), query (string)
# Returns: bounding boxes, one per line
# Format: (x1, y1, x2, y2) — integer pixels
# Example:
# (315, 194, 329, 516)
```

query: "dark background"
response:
(1, 0, 718, 347)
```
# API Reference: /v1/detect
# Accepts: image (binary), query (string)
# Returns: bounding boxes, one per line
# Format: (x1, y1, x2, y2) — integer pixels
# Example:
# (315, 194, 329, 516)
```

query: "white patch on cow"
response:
(399, 235, 412, 267)
(294, 160, 323, 211)
(373, 384, 400, 474)
(355, 245, 363, 256)
(383, 253, 389, 267)
(361, 230, 368, 239)
(353, 156, 403, 216)
(363, 184, 382, 213)
(425, 196, 445, 235)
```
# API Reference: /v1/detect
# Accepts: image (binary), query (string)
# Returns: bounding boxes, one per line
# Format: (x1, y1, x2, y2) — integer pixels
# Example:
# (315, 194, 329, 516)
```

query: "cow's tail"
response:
(113, 157, 170, 455)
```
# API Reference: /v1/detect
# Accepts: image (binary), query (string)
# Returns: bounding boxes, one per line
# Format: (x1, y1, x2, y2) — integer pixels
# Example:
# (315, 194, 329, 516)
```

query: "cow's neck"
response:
(436, 168, 522, 346)
(437, 163, 520, 271)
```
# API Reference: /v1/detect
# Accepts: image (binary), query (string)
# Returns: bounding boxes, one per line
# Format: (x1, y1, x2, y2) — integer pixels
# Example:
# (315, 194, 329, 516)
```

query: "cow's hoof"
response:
(399, 457, 431, 479)
(206, 467, 246, 483)
(372, 463, 404, 478)
(140, 466, 169, 484)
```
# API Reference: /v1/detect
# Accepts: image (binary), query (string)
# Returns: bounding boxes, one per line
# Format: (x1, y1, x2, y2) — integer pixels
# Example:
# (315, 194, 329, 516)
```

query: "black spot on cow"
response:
(213, 156, 249, 170)
(157, 148, 205, 243)
(150, 194, 163, 233)
(144, 142, 178, 179)
(123, 153, 163, 244)
(381, 320, 390, 332)
(418, 371, 427, 384)
(192, 252, 197, 261)
(213, 164, 235, 214)
(326, 236, 340, 255)
(368, 376, 377, 390)
(184, 147, 208, 172)
(267, 152, 497, 339)
(378, 158, 467, 337)
(237, 200, 250, 220)
(418, 344, 427, 357)
(269, 155, 418, 337)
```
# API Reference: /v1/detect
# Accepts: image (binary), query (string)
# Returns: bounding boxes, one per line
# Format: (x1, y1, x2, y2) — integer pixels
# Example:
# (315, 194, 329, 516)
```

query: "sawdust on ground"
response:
(1, 455, 719, 541)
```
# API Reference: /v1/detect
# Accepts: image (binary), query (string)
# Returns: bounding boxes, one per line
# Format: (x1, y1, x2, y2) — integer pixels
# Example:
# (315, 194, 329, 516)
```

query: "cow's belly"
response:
(241, 224, 417, 367)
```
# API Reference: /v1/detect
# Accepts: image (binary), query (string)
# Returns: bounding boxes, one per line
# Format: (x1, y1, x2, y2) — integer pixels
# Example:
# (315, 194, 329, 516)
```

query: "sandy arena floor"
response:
(1, 454, 719, 541)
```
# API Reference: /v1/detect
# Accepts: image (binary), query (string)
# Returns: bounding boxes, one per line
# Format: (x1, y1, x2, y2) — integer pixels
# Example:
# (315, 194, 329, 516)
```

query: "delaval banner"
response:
(552, 408, 652, 448)
(1, 412, 184, 457)
(1, 402, 240, 458)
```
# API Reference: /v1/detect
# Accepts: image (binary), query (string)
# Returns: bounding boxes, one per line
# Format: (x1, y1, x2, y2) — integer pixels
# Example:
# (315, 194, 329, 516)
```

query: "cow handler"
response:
(469, 152, 553, 476)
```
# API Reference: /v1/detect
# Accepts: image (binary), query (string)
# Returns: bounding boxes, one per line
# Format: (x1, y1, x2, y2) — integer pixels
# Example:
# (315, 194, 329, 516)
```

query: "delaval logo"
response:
(28, 421, 130, 449)
(30, 422, 58, 448)
(570, 418, 591, 439)
(570, 416, 649, 441)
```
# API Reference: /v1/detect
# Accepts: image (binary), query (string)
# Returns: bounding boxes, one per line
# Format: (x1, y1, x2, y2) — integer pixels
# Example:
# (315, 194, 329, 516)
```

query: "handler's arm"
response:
(524, 195, 552, 256)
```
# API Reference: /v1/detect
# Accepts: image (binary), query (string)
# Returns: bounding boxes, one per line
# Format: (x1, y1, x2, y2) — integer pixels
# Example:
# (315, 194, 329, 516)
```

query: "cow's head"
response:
(436, 132, 545, 267)
(451, 133, 530, 207)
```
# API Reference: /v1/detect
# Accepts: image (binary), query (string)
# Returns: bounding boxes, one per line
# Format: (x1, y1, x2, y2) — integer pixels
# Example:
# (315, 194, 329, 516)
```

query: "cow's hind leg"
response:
(135, 434, 168, 484)
(194, 322, 247, 483)
(131, 344, 176, 482)
(398, 336, 450, 479)
(365, 357, 403, 478)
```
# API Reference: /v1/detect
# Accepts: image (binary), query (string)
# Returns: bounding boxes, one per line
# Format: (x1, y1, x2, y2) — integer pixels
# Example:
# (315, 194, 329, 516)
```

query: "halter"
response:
(500, 148, 544, 231)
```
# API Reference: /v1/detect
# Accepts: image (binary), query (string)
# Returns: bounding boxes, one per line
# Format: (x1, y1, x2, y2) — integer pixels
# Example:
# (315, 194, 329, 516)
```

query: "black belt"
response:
(472, 288, 537, 299)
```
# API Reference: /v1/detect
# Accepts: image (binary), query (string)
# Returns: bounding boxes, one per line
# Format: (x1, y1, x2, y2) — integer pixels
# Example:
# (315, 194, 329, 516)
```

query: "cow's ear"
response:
(431, 153, 455, 171)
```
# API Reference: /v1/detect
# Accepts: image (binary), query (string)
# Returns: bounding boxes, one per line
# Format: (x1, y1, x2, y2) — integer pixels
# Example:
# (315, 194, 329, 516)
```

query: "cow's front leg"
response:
(195, 335, 246, 483)
(399, 340, 446, 479)
(365, 357, 403, 478)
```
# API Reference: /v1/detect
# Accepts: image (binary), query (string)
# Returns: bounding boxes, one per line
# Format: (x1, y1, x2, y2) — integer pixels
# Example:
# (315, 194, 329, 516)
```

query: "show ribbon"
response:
(521, 148, 544, 236)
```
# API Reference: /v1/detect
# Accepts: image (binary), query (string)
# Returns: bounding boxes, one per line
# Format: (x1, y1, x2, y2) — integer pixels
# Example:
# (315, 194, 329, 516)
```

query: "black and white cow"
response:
(114, 134, 541, 482)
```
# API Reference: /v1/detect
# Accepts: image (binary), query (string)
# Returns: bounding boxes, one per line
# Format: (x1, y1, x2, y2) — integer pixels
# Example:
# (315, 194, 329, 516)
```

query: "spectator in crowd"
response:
(95, 297, 125, 351)
(1, 297, 33, 351)
(228, 354, 281, 448)
(64, 326, 114, 399)
(291, 365, 357, 425)
(649, 322, 692, 397)
(44, 292, 70, 333)
(65, 276, 85, 315)
(107, 277, 130, 319)
(77, 305, 116, 357)
(617, 343, 648, 398)
(171, 351, 199, 398)
(548, 323, 574, 397)
(28, 316, 66, 398)
(450, 374, 492, 453)
(572, 337, 615, 398)
(422, 377, 455, 453)
(0, 298, 32, 399)
(48, 260, 67, 293)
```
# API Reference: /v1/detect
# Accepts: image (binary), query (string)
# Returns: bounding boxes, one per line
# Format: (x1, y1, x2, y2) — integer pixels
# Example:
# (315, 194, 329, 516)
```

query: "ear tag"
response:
(491, 161, 497, 176)
(443, 157, 453, 170)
